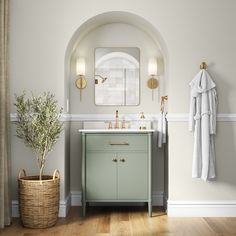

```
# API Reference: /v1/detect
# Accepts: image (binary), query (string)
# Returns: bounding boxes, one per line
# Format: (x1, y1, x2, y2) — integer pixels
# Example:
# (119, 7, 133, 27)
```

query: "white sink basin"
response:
(82, 121, 152, 130)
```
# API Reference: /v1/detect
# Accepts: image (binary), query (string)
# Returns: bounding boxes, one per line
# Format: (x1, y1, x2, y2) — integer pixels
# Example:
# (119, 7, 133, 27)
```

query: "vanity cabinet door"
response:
(117, 152, 148, 200)
(86, 152, 117, 200)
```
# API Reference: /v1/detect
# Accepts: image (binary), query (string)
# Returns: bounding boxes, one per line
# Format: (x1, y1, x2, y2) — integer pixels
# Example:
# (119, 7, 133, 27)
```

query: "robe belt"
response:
(194, 111, 211, 120)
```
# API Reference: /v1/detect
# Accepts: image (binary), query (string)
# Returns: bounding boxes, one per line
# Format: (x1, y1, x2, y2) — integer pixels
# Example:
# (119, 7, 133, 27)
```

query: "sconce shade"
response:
(148, 57, 157, 76)
(76, 57, 85, 75)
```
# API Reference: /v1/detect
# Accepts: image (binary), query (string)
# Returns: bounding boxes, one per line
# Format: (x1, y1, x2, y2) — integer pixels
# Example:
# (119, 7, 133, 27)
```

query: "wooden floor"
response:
(1, 206, 236, 236)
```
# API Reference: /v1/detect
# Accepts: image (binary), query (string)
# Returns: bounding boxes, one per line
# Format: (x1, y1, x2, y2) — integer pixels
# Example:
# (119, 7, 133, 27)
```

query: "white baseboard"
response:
(71, 191, 82, 206)
(12, 193, 71, 218)
(70, 191, 163, 206)
(168, 200, 236, 217)
(58, 193, 71, 217)
(12, 200, 19, 218)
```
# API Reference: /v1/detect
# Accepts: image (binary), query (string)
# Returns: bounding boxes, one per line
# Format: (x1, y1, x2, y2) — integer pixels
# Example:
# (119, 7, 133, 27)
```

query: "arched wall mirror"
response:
(94, 47, 140, 106)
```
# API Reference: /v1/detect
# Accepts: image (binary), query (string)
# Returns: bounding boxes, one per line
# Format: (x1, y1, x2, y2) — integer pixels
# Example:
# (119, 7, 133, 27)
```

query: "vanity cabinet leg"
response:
(82, 201, 86, 216)
(81, 192, 86, 216)
(148, 201, 152, 217)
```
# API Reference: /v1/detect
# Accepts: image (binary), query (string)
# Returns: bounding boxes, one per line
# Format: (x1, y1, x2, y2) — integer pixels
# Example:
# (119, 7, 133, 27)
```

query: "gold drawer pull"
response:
(112, 158, 118, 162)
(109, 142, 129, 146)
(120, 158, 125, 162)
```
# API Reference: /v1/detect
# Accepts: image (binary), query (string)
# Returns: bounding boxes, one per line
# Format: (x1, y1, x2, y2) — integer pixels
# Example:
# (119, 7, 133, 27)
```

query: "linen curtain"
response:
(0, 0, 11, 228)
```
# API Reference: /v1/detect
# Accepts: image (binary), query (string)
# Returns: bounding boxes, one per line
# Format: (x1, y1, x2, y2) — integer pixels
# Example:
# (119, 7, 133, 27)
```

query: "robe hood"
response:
(189, 70, 216, 95)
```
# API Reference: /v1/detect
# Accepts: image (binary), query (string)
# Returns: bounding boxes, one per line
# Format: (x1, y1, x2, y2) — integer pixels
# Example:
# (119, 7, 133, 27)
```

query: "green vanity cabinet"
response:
(80, 131, 153, 216)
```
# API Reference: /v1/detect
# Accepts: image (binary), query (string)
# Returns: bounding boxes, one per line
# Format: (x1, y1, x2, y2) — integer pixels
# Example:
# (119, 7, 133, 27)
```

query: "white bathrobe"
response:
(189, 69, 217, 181)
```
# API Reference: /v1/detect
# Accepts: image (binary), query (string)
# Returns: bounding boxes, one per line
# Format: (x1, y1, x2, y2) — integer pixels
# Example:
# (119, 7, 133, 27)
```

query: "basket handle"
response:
(18, 169, 26, 179)
(53, 169, 60, 180)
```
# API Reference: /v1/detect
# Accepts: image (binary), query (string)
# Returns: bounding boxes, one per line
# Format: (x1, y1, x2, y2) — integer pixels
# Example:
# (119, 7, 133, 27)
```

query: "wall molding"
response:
(167, 113, 236, 122)
(70, 191, 163, 206)
(10, 113, 236, 122)
(12, 193, 71, 218)
(168, 200, 236, 217)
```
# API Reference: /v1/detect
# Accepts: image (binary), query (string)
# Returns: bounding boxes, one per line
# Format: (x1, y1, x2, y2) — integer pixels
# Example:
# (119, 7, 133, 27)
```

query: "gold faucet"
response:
(121, 116, 126, 129)
(115, 110, 119, 129)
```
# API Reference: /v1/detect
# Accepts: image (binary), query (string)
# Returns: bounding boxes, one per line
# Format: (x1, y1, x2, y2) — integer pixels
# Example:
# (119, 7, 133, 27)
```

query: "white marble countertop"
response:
(79, 129, 155, 133)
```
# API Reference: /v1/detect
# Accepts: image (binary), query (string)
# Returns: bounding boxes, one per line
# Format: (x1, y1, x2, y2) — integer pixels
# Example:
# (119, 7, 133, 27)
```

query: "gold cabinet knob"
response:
(112, 158, 117, 162)
(120, 158, 125, 162)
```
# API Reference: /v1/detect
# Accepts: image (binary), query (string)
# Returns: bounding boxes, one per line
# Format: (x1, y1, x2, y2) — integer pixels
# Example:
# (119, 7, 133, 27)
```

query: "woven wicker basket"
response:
(18, 169, 60, 228)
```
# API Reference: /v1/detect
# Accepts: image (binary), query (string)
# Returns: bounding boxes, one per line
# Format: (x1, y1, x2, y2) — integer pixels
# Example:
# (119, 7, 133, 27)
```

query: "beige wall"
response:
(169, 122, 236, 201)
(9, 0, 236, 205)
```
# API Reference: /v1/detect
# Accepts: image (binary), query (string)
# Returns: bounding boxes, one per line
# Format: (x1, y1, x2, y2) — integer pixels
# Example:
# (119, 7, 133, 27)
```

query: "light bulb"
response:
(148, 57, 157, 76)
(76, 57, 85, 76)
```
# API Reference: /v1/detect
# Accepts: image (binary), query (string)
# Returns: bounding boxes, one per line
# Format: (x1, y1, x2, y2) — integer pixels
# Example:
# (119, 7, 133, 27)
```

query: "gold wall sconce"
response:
(75, 57, 87, 101)
(147, 57, 158, 101)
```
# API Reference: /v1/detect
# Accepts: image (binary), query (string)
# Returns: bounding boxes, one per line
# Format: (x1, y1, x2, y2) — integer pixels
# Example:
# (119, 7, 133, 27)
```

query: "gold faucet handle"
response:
(121, 120, 126, 129)
(104, 121, 113, 129)
(114, 110, 119, 129)
(140, 112, 145, 119)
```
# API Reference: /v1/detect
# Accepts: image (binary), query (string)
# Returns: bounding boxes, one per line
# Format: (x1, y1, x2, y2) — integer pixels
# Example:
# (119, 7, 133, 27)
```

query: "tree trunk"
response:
(39, 163, 45, 181)
(39, 151, 46, 181)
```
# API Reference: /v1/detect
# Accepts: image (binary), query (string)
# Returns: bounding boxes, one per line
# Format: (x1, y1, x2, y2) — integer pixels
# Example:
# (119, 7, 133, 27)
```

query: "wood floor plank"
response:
(204, 217, 236, 234)
(142, 210, 170, 235)
(96, 208, 110, 234)
(110, 206, 132, 236)
(185, 218, 216, 236)
(129, 207, 152, 236)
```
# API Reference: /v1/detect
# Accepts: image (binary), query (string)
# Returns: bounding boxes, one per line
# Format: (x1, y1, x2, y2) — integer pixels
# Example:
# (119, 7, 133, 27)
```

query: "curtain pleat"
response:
(0, 0, 11, 228)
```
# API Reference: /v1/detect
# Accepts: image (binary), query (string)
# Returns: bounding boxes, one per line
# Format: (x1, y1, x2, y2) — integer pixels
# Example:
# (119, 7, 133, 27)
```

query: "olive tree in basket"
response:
(15, 92, 63, 180)
(14, 92, 63, 228)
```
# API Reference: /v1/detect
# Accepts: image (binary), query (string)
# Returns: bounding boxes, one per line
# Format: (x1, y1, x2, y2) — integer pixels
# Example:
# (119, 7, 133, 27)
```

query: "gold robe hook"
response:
(160, 96, 168, 112)
(200, 62, 207, 70)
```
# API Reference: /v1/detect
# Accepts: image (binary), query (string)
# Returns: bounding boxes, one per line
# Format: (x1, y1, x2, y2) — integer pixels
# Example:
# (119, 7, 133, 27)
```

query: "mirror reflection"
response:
(95, 47, 140, 106)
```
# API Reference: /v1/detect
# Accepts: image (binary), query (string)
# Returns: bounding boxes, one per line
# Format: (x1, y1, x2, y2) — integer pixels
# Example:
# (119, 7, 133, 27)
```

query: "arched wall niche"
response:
(64, 11, 169, 113)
